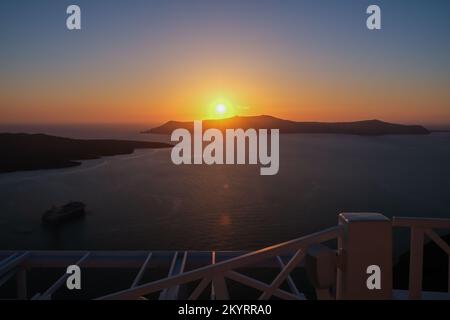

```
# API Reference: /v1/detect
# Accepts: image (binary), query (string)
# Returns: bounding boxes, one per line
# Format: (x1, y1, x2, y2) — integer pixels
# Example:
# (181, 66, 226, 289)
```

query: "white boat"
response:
(42, 202, 86, 225)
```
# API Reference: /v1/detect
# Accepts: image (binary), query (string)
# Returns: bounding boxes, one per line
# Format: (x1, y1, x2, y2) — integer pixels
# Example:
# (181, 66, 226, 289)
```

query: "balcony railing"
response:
(1, 213, 450, 300)
(393, 217, 450, 300)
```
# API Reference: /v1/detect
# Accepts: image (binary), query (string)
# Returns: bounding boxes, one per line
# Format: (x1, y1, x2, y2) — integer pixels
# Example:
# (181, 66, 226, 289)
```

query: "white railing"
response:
(393, 217, 450, 300)
(97, 226, 342, 300)
(2, 213, 450, 300)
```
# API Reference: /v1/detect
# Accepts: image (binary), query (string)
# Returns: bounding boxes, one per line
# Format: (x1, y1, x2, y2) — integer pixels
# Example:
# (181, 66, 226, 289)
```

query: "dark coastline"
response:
(0, 133, 172, 173)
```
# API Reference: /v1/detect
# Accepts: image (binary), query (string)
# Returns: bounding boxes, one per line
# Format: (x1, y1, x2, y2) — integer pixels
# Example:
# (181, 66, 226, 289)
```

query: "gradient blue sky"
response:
(1, 0, 449, 126)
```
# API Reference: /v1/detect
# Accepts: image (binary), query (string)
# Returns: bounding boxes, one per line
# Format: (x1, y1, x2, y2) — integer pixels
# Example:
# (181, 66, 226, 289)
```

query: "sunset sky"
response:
(1, 0, 450, 126)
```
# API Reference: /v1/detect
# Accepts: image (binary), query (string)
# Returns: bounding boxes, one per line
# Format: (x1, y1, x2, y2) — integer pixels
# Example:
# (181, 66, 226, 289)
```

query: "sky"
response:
(1, 0, 450, 126)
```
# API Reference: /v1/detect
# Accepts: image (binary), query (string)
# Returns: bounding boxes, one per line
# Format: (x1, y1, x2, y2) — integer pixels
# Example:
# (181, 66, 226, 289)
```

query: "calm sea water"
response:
(1, 126, 450, 251)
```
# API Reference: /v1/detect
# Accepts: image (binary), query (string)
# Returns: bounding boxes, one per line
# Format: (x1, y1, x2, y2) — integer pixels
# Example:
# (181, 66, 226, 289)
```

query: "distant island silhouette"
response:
(0, 133, 172, 173)
(143, 115, 430, 136)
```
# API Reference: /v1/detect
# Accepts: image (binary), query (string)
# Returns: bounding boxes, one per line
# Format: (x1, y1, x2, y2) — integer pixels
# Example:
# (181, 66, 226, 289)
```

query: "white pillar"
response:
(336, 213, 392, 299)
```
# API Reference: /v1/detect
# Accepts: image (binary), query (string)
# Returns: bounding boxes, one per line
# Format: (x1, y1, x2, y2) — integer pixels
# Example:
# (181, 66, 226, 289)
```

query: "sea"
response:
(1, 124, 450, 252)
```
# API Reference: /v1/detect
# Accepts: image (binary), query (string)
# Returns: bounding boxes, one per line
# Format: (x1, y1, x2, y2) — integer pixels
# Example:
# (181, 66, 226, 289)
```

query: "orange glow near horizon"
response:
(2, 2, 450, 128)
(1, 72, 449, 126)
(1, 42, 450, 126)
(2, 58, 450, 127)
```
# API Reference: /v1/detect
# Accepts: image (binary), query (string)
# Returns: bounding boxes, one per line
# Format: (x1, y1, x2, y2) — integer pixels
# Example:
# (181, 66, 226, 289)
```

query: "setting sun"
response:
(205, 99, 236, 119)
(216, 104, 227, 114)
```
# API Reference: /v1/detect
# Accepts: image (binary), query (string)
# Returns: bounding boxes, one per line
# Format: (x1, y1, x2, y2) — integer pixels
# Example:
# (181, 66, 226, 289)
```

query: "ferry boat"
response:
(42, 202, 86, 225)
